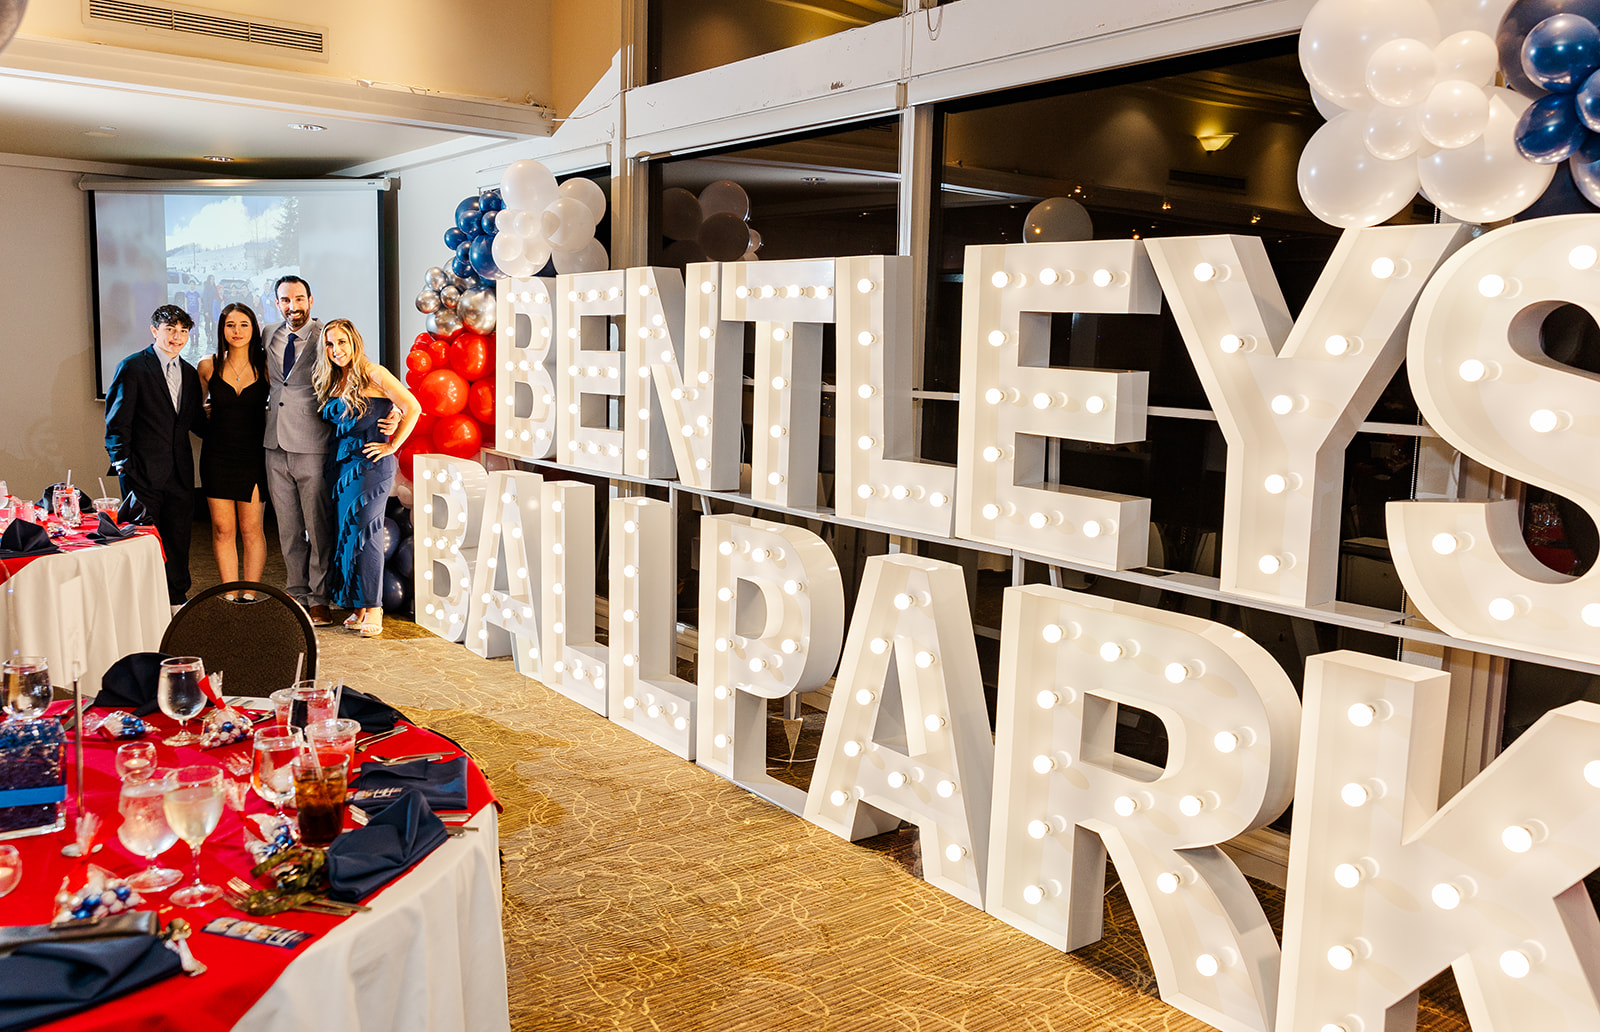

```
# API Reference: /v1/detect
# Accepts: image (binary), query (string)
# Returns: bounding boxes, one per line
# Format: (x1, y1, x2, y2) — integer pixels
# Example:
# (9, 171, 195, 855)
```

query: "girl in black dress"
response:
(196, 302, 270, 596)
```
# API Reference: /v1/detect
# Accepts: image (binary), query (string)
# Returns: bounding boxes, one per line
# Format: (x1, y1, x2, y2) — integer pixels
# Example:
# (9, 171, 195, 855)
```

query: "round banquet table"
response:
(6, 708, 509, 1032)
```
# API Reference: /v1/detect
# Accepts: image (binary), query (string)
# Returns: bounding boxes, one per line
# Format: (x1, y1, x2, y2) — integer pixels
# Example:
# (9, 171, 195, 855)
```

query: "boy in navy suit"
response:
(105, 304, 207, 606)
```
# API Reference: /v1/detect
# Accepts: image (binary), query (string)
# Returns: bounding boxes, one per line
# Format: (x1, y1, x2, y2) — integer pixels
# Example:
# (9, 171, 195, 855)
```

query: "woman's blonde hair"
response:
(313, 319, 376, 416)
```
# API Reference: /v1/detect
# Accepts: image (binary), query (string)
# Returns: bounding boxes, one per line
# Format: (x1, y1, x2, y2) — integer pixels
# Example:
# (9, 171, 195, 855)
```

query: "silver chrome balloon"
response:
(428, 307, 463, 338)
(424, 266, 448, 291)
(439, 285, 461, 309)
(415, 288, 441, 314)
(459, 288, 496, 335)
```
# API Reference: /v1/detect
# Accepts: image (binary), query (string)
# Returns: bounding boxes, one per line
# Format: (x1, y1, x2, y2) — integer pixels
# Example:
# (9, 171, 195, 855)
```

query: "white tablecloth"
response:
(0, 535, 170, 695)
(233, 805, 510, 1032)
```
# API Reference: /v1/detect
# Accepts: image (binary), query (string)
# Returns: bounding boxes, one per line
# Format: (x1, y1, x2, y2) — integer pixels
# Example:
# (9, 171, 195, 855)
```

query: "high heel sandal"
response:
(343, 611, 363, 629)
(359, 611, 383, 638)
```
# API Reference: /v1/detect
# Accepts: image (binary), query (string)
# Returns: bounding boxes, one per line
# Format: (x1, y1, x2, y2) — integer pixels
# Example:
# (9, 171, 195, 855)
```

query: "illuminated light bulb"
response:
(843, 740, 862, 758)
(1500, 950, 1532, 979)
(784, 284, 801, 298)
(1193, 262, 1218, 282)
(1488, 596, 1520, 621)
(713, 733, 730, 749)
(1022, 884, 1046, 905)
(1270, 394, 1295, 415)
(477, 628, 488, 640)
(1027, 819, 1051, 839)
(714, 638, 729, 652)
(1156, 872, 1181, 894)
(1038, 268, 1060, 285)
(928, 491, 949, 507)
(621, 654, 635, 668)
(1214, 731, 1240, 753)
(622, 695, 637, 710)
(1258, 554, 1283, 575)
(1324, 334, 1354, 356)
(1583, 603, 1600, 627)
(782, 579, 802, 595)
(869, 637, 889, 654)
(891, 485, 910, 501)
(734, 285, 750, 299)
(1340, 782, 1374, 807)
(1082, 520, 1106, 538)
(1347, 703, 1377, 727)
(772, 327, 789, 342)
(1037, 690, 1061, 709)
(855, 688, 876, 705)
(1028, 511, 1049, 530)
(673, 717, 688, 731)
(552, 660, 566, 674)
(1370, 256, 1396, 279)
(856, 278, 875, 293)
(1092, 268, 1114, 287)
(695, 458, 710, 470)
(552, 543, 564, 555)
(816, 286, 831, 298)
(855, 331, 877, 347)
(1584, 759, 1600, 786)
(698, 326, 713, 341)
(1030, 391, 1054, 411)
(1430, 882, 1463, 910)
(1195, 954, 1220, 978)
(1572, 245, 1599, 270)
(759, 285, 775, 299)
(748, 657, 769, 674)
(550, 500, 563, 513)
(915, 651, 936, 669)
(893, 592, 914, 611)
(886, 770, 907, 789)
(1263, 473, 1291, 496)
(1530, 408, 1564, 433)
(1099, 642, 1124, 662)
(982, 446, 1003, 463)
(858, 384, 878, 400)
(771, 376, 788, 391)
(1112, 795, 1138, 817)
(767, 472, 784, 487)
(1032, 754, 1055, 774)
(1219, 333, 1247, 354)
(1326, 945, 1355, 971)
(1477, 273, 1507, 297)
(1084, 395, 1106, 414)
(718, 541, 734, 556)
(713, 685, 729, 700)
(944, 844, 966, 862)
(935, 780, 956, 798)
(1431, 532, 1463, 555)
(1164, 662, 1190, 684)
(1042, 623, 1065, 644)
(1502, 824, 1536, 853)
(552, 621, 564, 634)
(780, 638, 798, 655)
(857, 484, 876, 500)
(985, 388, 1006, 405)
(857, 436, 877, 452)
(1179, 795, 1204, 817)
(622, 609, 637, 623)
(700, 280, 715, 294)
(991, 271, 1011, 288)
(522, 606, 533, 618)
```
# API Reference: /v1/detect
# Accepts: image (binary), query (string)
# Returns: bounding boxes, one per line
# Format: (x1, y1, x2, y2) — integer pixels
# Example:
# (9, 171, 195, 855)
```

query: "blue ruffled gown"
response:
(321, 396, 395, 610)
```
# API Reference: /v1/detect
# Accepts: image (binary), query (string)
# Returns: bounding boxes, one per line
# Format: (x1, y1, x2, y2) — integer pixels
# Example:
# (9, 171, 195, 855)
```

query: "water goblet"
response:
(116, 770, 181, 892)
(0, 845, 19, 897)
(251, 727, 300, 814)
(51, 485, 81, 530)
(2, 657, 52, 721)
(115, 741, 157, 781)
(163, 765, 224, 907)
(157, 657, 207, 746)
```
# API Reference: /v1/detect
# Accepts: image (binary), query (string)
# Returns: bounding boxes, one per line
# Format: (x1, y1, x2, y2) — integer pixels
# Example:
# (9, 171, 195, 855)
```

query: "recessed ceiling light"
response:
(800, 176, 825, 184)
(83, 127, 117, 138)
(287, 123, 326, 132)
(203, 155, 234, 162)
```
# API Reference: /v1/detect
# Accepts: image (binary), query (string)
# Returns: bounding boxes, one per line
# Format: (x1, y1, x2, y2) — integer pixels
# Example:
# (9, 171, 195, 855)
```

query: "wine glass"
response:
(0, 845, 20, 897)
(163, 765, 223, 907)
(251, 727, 299, 813)
(116, 770, 181, 892)
(115, 742, 157, 781)
(157, 657, 206, 746)
(2, 657, 52, 721)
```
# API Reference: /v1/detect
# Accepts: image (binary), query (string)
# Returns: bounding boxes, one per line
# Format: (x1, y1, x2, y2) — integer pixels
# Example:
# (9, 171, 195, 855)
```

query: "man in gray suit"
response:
(264, 275, 334, 625)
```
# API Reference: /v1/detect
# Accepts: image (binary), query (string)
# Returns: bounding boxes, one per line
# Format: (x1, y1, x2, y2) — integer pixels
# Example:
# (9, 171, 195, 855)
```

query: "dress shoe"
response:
(309, 604, 334, 626)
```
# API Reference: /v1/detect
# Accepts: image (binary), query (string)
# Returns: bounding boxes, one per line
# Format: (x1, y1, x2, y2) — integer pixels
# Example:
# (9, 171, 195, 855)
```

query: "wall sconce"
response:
(1196, 133, 1236, 154)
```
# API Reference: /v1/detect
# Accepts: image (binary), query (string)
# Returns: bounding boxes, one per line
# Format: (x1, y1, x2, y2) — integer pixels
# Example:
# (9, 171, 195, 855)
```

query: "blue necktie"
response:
(283, 332, 298, 378)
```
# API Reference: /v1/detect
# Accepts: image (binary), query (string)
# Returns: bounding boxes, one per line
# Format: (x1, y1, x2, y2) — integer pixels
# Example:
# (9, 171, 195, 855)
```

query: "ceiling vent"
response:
(86, 0, 325, 56)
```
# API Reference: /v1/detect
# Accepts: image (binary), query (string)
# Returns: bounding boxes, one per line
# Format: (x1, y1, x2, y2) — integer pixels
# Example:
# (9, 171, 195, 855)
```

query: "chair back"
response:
(160, 581, 317, 698)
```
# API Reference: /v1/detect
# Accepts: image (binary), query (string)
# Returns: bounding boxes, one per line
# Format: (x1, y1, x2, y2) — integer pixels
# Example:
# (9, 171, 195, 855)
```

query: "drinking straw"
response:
(98, 477, 108, 499)
(332, 678, 344, 716)
(293, 652, 305, 685)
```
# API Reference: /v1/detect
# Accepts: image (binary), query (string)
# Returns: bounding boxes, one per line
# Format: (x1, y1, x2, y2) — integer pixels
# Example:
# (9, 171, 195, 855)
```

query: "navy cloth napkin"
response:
(0, 934, 182, 1032)
(115, 495, 148, 525)
(85, 512, 139, 543)
(89, 652, 172, 717)
(0, 520, 60, 559)
(337, 686, 404, 734)
(325, 788, 449, 903)
(350, 756, 469, 815)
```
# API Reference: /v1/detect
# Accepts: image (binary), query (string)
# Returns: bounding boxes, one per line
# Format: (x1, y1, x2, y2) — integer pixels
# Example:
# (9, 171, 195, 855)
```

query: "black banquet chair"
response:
(160, 581, 317, 698)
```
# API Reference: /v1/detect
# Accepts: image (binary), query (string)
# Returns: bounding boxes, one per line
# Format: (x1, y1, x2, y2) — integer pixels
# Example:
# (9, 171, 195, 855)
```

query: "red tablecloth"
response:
(6, 706, 493, 1032)
(0, 522, 163, 576)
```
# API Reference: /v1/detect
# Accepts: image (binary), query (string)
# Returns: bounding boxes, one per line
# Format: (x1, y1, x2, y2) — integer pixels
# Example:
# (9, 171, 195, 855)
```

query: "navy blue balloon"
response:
(481, 191, 504, 212)
(1517, 161, 1600, 217)
(480, 210, 498, 235)
(379, 517, 400, 560)
(1571, 149, 1600, 205)
(454, 196, 482, 231)
(468, 234, 504, 280)
(1517, 92, 1589, 160)
(444, 227, 468, 250)
(381, 569, 410, 612)
(459, 210, 482, 236)
(1500, 0, 1600, 96)
(1578, 66, 1600, 128)
(391, 537, 414, 579)
(450, 254, 473, 279)
(1524, 13, 1600, 92)
(455, 239, 473, 263)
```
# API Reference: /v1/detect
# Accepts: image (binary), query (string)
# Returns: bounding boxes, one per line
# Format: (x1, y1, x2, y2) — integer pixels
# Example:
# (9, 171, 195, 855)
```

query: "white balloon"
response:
(1365, 104, 1426, 160)
(522, 237, 553, 274)
(1429, 0, 1508, 36)
(1298, 109, 1421, 227)
(1418, 89, 1556, 223)
(1312, 87, 1364, 121)
(1418, 78, 1490, 149)
(499, 160, 558, 215)
(497, 252, 536, 279)
(553, 238, 608, 274)
(1433, 30, 1497, 87)
(508, 208, 541, 240)
(1301, 0, 1441, 107)
(557, 178, 608, 224)
(541, 196, 598, 253)
(1365, 37, 1437, 108)
(491, 230, 525, 270)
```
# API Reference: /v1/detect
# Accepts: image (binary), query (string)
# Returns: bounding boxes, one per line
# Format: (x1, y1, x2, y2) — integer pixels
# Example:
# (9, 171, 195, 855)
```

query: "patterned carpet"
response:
(189, 518, 1472, 1032)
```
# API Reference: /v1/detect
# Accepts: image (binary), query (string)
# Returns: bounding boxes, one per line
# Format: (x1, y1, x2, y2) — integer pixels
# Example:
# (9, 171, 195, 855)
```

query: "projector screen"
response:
(86, 178, 387, 398)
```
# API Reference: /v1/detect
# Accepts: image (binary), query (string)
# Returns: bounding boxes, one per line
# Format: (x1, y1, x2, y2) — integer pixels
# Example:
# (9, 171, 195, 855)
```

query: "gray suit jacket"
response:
(263, 318, 330, 455)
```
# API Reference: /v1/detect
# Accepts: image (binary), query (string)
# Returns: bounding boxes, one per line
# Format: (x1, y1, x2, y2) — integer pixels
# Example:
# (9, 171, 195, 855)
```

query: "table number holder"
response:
(0, 715, 67, 840)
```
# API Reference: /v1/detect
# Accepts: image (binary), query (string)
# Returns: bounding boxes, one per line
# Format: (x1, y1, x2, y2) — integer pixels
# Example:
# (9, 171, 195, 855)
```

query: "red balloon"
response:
(432, 414, 482, 459)
(413, 411, 438, 441)
(449, 333, 492, 381)
(416, 369, 469, 416)
(423, 338, 450, 367)
(412, 332, 434, 352)
(404, 365, 428, 389)
(467, 380, 496, 423)
(396, 431, 433, 480)
(405, 348, 434, 375)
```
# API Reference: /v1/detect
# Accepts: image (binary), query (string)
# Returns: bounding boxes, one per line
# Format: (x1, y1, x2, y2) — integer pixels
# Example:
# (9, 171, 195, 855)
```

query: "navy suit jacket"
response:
(104, 346, 207, 495)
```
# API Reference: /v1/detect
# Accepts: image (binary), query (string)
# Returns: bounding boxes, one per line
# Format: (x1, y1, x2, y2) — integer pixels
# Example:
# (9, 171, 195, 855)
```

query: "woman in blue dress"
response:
(313, 319, 422, 637)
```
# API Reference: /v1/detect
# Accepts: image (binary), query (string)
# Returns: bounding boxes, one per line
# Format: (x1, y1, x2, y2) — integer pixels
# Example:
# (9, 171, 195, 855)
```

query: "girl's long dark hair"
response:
(215, 302, 266, 381)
